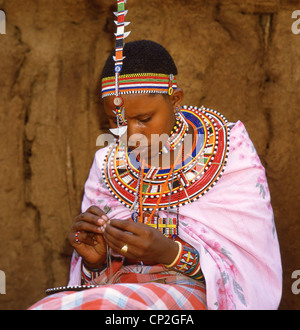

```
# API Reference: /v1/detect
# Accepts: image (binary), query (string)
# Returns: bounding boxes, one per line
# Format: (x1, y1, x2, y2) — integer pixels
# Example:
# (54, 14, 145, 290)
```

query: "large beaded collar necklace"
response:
(102, 105, 230, 214)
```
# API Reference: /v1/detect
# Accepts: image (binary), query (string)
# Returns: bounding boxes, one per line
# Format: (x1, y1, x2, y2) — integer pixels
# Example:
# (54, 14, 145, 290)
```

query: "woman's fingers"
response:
(86, 205, 109, 220)
(103, 219, 176, 264)
(72, 206, 109, 234)
(83, 205, 106, 217)
(73, 220, 102, 234)
(103, 219, 154, 259)
(68, 205, 110, 249)
(77, 205, 109, 225)
(104, 228, 139, 259)
(107, 219, 144, 234)
(103, 220, 140, 246)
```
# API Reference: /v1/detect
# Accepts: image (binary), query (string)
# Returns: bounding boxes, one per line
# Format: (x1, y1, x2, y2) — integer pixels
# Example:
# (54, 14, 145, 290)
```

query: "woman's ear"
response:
(170, 88, 184, 109)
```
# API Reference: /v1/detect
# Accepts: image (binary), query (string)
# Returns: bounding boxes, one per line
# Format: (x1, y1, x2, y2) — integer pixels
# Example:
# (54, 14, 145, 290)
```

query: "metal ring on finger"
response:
(121, 244, 128, 253)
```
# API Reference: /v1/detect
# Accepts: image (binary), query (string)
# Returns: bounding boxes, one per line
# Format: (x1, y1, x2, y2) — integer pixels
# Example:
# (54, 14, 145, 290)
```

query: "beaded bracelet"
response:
(81, 262, 107, 285)
(164, 241, 183, 268)
(165, 242, 204, 282)
(176, 245, 204, 281)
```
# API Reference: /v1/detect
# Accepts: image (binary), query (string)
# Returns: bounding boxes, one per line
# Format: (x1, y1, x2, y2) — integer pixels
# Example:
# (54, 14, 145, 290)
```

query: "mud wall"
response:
(0, 0, 299, 309)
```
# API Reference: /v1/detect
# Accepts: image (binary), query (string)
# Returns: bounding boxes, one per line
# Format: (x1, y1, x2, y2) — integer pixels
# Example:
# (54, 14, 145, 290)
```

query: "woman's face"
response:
(103, 90, 183, 158)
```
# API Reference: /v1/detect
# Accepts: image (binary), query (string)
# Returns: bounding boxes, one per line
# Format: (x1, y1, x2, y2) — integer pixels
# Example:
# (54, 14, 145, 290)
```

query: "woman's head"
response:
(101, 40, 184, 158)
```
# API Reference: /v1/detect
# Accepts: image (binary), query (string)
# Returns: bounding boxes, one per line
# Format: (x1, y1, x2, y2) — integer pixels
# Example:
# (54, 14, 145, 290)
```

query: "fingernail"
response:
(97, 218, 105, 225)
(102, 215, 109, 221)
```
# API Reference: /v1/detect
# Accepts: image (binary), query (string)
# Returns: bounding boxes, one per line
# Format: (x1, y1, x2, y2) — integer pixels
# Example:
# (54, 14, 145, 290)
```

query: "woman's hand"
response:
(103, 219, 179, 265)
(68, 206, 109, 269)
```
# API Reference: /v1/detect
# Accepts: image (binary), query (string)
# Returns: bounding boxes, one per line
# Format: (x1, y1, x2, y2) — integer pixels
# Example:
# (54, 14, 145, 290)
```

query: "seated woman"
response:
(29, 40, 282, 310)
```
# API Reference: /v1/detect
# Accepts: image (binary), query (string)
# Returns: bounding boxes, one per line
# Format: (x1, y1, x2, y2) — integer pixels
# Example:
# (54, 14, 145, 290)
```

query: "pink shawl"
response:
(68, 121, 282, 310)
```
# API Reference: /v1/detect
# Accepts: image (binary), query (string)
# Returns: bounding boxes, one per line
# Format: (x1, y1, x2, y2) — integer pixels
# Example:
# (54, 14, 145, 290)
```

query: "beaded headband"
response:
(101, 73, 178, 98)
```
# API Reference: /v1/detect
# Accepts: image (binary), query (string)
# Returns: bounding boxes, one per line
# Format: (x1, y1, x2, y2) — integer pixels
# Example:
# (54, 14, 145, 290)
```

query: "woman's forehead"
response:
(104, 94, 169, 115)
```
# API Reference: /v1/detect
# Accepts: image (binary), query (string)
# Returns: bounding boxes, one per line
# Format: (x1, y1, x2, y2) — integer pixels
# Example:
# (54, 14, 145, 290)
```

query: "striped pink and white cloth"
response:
(29, 258, 207, 310)
(29, 282, 206, 310)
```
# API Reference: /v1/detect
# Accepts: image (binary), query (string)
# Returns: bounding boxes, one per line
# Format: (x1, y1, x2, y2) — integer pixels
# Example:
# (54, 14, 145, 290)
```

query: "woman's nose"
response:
(127, 121, 148, 148)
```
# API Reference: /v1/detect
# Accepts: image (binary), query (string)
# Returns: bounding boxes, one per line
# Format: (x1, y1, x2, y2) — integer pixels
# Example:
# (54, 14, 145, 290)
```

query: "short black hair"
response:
(101, 40, 178, 79)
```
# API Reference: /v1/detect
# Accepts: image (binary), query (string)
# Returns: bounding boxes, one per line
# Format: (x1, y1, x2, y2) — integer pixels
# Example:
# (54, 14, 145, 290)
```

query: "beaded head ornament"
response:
(102, 1, 178, 137)
(110, 0, 131, 136)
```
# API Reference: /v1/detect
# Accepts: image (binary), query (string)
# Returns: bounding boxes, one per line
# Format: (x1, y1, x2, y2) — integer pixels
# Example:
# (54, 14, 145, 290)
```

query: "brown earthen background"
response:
(0, 0, 299, 310)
